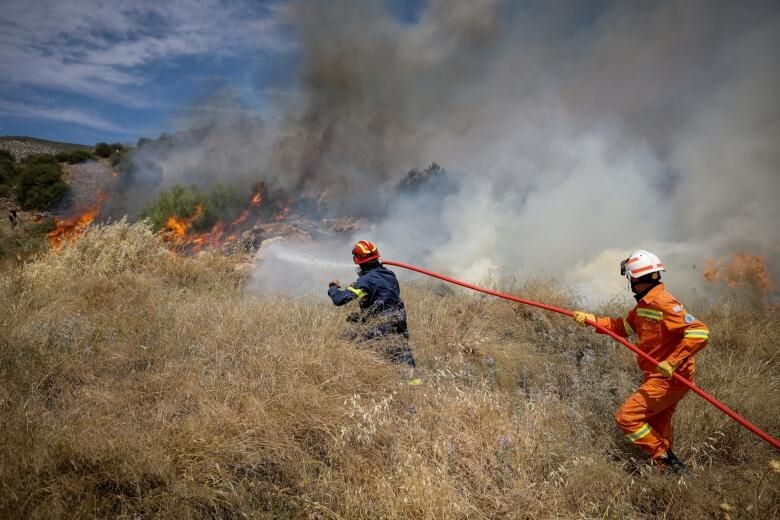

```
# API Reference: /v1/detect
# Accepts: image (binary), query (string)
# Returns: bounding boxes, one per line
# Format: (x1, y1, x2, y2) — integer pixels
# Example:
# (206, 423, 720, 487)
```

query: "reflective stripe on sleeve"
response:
(625, 423, 652, 443)
(623, 318, 634, 336)
(637, 308, 663, 321)
(347, 286, 367, 299)
(684, 329, 710, 340)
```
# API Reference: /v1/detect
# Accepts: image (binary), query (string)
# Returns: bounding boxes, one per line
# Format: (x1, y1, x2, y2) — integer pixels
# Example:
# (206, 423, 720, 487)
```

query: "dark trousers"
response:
(346, 318, 416, 368)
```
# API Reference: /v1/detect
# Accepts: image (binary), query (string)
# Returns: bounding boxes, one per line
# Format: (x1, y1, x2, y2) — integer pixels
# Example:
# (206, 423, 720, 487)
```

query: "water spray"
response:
(383, 260, 780, 451)
(265, 244, 354, 270)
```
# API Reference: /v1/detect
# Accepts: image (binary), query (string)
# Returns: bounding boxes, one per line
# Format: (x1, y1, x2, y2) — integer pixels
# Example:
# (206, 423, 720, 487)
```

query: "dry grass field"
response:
(0, 222, 778, 518)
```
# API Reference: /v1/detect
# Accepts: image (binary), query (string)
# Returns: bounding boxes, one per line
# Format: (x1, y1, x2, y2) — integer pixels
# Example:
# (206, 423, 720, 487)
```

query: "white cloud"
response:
(0, 100, 126, 133)
(0, 0, 290, 107)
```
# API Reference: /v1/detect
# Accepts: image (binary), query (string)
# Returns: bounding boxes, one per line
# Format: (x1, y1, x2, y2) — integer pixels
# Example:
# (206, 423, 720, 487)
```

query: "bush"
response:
(20, 153, 58, 166)
(0, 150, 14, 162)
(139, 184, 243, 232)
(15, 162, 70, 210)
(0, 155, 16, 196)
(94, 142, 112, 158)
(55, 150, 94, 164)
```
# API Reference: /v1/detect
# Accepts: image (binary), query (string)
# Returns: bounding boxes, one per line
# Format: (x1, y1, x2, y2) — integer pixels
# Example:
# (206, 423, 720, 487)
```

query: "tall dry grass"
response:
(0, 222, 777, 519)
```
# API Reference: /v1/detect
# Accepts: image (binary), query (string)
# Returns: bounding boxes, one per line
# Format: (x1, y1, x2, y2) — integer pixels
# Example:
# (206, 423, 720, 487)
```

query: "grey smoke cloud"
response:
(285, 0, 780, 299)
(125, 0, 780, 301)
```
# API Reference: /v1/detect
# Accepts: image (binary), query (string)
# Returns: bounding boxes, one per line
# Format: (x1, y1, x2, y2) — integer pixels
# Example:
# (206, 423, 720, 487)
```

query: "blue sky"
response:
(0, 0, 612, 146)
(0, 0, 369, 145)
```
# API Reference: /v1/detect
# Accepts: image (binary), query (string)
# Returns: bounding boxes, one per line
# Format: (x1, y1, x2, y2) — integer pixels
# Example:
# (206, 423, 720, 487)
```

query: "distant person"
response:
(328, 240, 419, 382)
(8, 209, 18, 227)
(572, 250, 709, 474)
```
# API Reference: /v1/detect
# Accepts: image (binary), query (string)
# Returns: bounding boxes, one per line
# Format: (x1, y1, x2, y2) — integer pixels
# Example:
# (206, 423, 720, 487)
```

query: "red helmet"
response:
(352, 240, 380, 264)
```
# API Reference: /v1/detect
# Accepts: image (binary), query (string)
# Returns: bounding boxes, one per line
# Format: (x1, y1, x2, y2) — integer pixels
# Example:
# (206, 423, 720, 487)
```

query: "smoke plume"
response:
(126, 0, 780, 301)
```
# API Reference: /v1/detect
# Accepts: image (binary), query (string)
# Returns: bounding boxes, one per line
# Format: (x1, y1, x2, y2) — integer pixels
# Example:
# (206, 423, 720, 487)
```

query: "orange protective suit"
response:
(596, 283, 709, 459)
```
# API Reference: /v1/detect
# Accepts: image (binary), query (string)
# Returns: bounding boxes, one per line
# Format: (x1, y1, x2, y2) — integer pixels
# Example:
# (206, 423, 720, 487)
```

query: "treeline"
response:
(0, 151, 71, 210)
(0, 142, 131, 211)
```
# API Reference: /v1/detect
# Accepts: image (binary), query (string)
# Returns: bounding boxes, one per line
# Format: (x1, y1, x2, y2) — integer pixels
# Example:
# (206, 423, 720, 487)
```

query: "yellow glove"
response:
(572, 311, 596, 327)
(656, 360, 677, 379)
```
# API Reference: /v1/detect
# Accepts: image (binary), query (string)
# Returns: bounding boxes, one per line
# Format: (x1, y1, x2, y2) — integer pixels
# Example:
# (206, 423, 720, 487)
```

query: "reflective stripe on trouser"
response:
(615, 376, 690, 459)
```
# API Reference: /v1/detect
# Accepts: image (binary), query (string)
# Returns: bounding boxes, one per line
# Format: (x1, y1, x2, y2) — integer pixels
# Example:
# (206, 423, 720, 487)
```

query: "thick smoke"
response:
(272, 0, 780, 301)
(123, 0, 780, 301)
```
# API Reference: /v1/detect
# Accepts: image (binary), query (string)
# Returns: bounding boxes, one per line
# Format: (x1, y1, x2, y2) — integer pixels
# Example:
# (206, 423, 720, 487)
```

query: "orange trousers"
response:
(615, 375, 690, 459)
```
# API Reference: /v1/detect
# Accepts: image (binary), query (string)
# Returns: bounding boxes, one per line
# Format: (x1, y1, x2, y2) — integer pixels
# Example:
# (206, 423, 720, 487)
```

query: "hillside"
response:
(0, 135, 93, 161)
(0, 222, 777, 518)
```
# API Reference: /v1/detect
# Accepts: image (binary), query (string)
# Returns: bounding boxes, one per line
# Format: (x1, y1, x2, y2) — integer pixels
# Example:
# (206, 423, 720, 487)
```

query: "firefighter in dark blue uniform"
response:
(328, 240, 417, 372)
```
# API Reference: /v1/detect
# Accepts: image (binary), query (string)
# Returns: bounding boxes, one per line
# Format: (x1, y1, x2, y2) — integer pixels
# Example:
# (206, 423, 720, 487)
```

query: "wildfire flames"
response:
(159, 183, 288, 252)
(164, 204, 204, 240)
(45, 180, 336, 254)
(48, 192, 108, 248)
(703, 252, 774, 293)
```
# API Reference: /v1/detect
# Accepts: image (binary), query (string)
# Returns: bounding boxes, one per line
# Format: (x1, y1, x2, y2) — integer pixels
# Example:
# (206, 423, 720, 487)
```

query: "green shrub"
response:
(94, 142, 112, 158)
(0, 156, 16, 195)
(15, 162, 70, 210)
(0, 150, 14, 162)
(21, 154, 58, 166)
(139, 184, 243, 232)
(55, 150, 94, 164)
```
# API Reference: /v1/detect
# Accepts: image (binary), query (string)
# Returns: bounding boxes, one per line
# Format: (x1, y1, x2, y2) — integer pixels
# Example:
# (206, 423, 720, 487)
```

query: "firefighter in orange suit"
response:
(572, 250, 709, 473)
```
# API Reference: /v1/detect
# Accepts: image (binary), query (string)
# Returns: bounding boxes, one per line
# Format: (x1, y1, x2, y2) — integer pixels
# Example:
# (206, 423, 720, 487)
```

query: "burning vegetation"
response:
(45, 178, 322, 253)
(703, 252, 775, 299)
(47, 192, 108, 248)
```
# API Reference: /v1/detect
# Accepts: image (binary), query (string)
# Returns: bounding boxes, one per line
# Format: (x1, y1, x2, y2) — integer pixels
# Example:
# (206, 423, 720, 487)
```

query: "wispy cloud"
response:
(0, 0, 290, 108)
(0, 100, 126, 133)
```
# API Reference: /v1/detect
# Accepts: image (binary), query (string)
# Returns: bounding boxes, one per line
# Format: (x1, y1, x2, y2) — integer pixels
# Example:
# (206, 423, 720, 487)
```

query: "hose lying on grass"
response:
(383, 260, 780, 451)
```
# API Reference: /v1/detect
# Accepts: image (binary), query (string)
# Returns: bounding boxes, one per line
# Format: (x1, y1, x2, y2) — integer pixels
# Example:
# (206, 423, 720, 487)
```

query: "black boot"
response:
(658, 450, 687, 475)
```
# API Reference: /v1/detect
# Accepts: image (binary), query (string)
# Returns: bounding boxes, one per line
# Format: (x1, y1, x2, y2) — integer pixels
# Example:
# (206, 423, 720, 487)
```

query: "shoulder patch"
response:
(684, 314, 696, 324)
(672, 305, 682, 313)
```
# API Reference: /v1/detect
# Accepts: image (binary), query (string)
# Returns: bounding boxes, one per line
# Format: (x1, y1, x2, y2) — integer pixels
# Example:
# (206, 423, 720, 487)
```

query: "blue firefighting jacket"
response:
(328, 263, 406, 319)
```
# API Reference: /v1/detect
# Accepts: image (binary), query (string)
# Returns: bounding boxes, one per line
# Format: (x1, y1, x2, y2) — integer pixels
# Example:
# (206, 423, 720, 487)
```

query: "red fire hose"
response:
(383, 260, 780, 451)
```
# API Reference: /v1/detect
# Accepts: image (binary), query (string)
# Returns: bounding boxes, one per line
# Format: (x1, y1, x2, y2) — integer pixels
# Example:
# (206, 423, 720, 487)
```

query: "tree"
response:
(0, 153, 16, 198)
(55, 150, 94, 164)
(15, 163, 70, 210)
(95, 142, 112, 158)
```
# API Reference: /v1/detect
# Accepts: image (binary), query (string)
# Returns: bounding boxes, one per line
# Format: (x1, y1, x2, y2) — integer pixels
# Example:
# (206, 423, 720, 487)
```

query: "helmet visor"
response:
(620, 258, 628, 277)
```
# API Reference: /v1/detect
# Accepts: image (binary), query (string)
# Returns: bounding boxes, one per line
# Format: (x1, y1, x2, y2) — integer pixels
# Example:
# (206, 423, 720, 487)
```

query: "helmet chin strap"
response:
(629, 272, 661, 297)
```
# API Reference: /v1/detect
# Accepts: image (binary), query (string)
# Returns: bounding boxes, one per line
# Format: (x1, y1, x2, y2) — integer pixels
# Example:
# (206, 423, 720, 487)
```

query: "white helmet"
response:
(620, 250, 665, 280)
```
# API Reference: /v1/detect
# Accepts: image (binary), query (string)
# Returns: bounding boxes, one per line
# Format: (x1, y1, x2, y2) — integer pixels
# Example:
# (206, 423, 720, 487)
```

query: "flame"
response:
(48, 192, 108, 248)
(272, 208, 290, 222)
(230, 185, 265, 227)
(231, 210, 250, 227)
(163, 205, 204, 242)
(273, 198, 293, 222)
(703, 252, 774, 291)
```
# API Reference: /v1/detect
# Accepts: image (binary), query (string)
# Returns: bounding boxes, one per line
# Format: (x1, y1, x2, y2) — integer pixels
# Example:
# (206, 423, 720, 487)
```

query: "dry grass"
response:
(0, 223, 778, 519)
